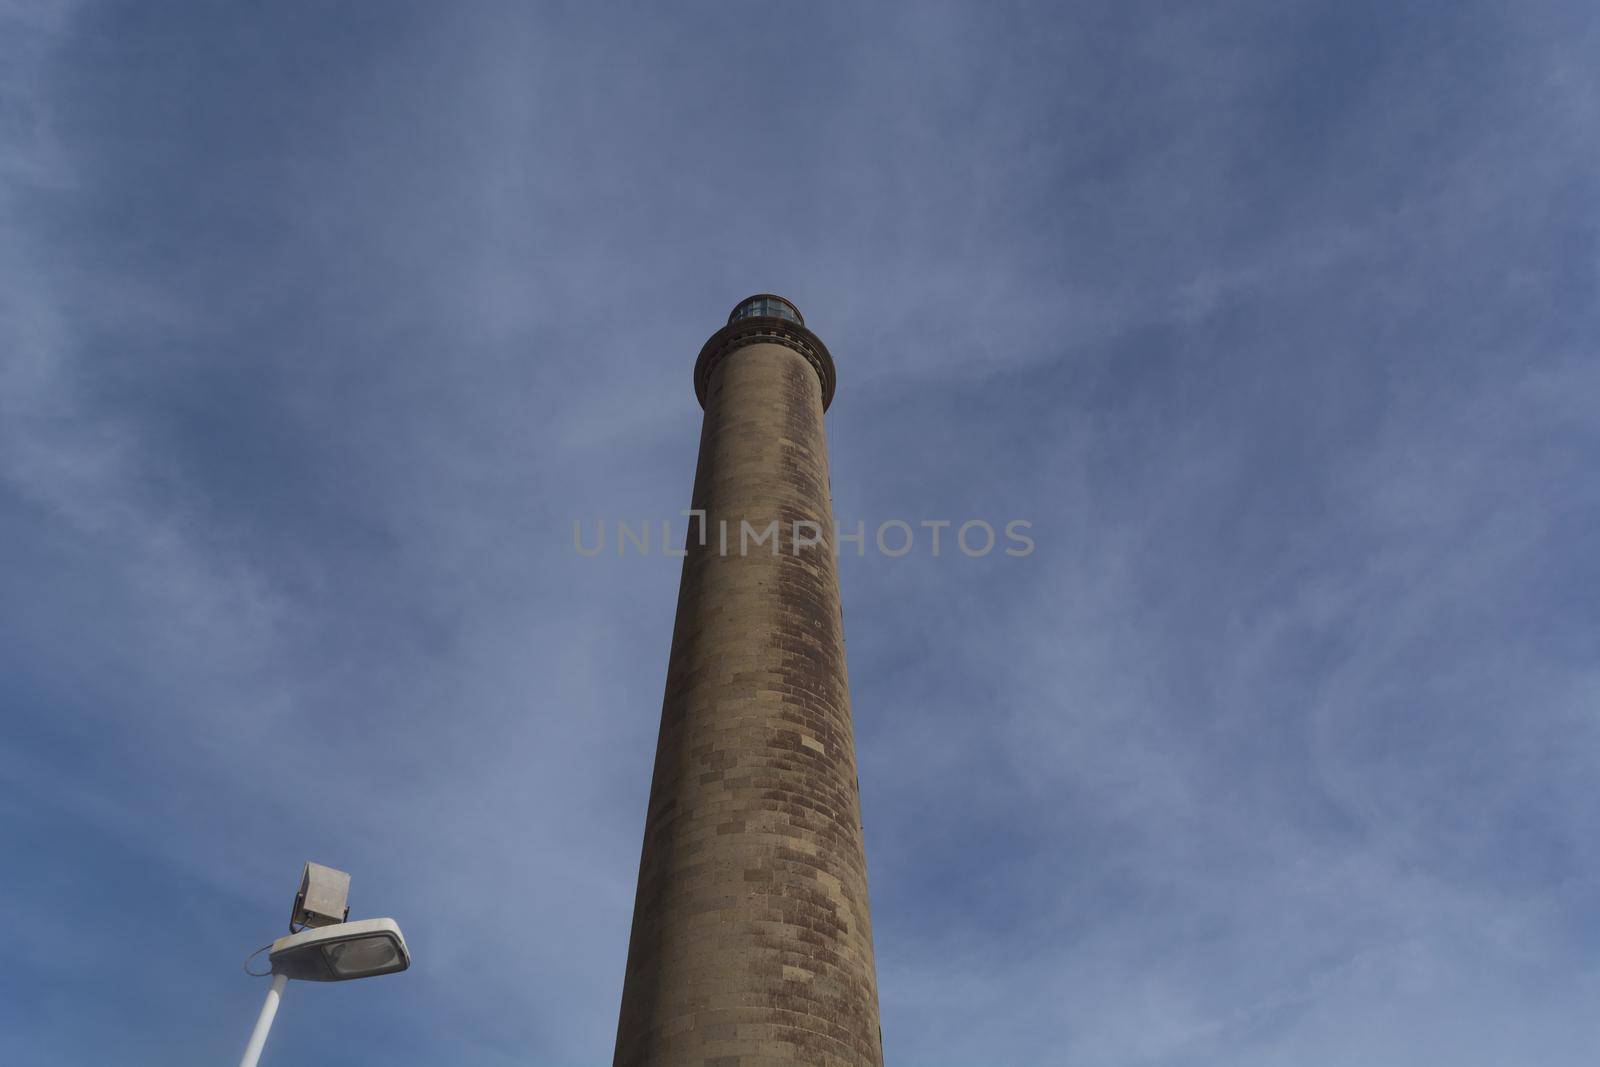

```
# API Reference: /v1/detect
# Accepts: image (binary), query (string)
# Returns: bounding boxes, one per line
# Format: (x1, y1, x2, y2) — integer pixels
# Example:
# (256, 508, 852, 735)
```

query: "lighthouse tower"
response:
(613, 295, 883, 1066)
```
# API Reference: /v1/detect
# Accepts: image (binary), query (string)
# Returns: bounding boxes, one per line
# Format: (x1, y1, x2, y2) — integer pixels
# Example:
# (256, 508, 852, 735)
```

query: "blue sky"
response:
(2, 1, 1597, 1064)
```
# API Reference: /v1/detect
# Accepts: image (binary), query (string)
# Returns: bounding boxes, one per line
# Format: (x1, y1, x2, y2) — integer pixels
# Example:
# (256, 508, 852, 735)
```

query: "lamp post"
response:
(237, 863, 411, 1067)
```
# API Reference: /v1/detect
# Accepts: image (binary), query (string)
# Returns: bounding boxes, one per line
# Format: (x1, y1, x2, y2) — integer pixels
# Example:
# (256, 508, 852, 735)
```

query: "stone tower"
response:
(613, 296, 883, 1066)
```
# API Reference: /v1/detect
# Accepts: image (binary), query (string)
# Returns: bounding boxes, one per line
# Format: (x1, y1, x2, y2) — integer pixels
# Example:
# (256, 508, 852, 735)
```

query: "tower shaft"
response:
(614, 299, 882, 1066)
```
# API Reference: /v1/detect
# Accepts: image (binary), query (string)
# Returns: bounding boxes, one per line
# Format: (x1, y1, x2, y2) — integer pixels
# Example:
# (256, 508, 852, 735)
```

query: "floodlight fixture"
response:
(291, 861, 350, 929)
(235, 864, 410, 1067)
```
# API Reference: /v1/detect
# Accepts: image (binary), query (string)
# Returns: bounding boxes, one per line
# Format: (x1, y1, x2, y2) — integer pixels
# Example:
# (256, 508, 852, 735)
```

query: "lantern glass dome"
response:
(729, 295, 802, 325)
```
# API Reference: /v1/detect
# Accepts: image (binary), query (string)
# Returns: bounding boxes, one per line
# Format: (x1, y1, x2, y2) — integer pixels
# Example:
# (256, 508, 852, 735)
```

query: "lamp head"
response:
(268, 917, 411, 982)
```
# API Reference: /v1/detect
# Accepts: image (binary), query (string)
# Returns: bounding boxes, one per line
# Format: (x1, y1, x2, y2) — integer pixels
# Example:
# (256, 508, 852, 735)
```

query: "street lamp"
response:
(237, 863, 411, 1067)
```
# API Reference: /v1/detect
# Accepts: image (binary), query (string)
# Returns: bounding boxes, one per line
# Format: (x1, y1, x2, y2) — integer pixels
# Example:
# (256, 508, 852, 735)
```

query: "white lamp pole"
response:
(237, 973, 288, 1067)
(233, 865, 409, 1067)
